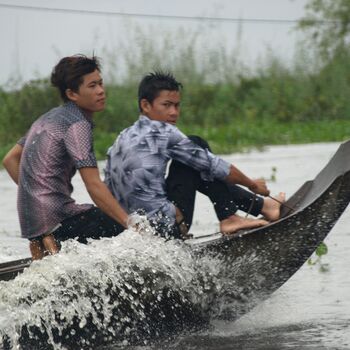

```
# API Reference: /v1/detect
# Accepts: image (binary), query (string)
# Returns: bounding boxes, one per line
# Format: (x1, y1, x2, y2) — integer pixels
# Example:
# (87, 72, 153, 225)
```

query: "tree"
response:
(298, 0, 350, 61)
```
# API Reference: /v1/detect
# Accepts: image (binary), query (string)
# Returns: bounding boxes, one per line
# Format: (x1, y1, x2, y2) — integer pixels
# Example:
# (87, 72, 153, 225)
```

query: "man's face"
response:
(141, 90, 181, 125)
(67, 69, 106, 116)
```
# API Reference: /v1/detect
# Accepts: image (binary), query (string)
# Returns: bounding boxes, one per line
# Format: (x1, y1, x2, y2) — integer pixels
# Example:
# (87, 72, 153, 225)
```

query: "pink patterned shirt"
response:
(17, 102, 96, 239)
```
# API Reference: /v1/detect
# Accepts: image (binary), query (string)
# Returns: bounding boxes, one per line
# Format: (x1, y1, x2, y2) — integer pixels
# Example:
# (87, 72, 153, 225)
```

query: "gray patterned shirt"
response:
(104, 115, 230, 226)
(17, 102, 96, 239)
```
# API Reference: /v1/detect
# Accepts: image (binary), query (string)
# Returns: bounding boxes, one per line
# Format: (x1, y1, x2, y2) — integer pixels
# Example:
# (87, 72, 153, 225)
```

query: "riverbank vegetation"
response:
(1, 0, 349, 162)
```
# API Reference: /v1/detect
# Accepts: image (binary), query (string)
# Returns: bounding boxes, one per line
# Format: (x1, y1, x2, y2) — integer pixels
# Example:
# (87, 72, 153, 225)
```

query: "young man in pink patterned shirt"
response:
(3, 55, 128, 260)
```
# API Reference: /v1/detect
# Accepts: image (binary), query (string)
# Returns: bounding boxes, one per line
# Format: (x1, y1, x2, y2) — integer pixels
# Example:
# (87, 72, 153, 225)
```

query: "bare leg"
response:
(261, 192, 286, 221)
(220, 215, 269, 234)
(29, 240, 45, 260)
(42, 234, 59, 255)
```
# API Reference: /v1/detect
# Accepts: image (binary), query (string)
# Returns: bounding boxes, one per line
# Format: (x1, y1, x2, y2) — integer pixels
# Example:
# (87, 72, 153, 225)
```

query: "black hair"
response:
(51, 54, 101, 102)
(138, 71, 183, 112)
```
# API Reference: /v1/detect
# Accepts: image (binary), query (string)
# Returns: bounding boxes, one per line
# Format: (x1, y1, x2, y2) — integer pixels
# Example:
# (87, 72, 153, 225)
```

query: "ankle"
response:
(42, 234, 60, 255)
(29, 240, 45, 260)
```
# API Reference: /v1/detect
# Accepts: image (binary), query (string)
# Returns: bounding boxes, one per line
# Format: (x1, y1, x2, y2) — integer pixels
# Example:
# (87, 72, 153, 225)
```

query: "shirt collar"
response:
(139, 114, 151, 121)
(64, 101, 95, 127)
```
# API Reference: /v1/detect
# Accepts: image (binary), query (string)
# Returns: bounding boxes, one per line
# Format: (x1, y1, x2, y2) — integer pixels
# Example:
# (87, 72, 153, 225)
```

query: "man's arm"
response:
(2, 144, 23, 184)
(168, 133, 270, 196)
(225, 164, 270, 196)
(79, 167, 129, 228)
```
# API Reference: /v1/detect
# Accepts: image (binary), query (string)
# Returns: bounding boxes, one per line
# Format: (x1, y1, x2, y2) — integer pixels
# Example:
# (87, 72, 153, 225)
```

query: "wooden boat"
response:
(186, 139, 350, 318)
(2, 140, 350, 286)
(1, 140, 350, 349)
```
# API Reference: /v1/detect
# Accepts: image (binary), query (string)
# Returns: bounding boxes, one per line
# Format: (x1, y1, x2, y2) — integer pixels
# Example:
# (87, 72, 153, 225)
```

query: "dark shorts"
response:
(148, 219, 184, 240)
(165, 135, 264, 233)
(29, 207, 125, 244)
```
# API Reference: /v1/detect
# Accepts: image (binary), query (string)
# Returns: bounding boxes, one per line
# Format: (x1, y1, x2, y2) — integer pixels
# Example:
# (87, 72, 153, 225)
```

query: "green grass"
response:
(1, 31, 350, 163)
(0, 144, 14, 166)
(203, 119, 350, 153)
(91, 119, 350, 158)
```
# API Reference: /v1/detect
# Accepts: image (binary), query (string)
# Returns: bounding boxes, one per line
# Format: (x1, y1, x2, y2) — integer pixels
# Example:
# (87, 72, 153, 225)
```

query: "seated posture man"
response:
(3, 55, 129, 259)
(105, 71, 284, 238)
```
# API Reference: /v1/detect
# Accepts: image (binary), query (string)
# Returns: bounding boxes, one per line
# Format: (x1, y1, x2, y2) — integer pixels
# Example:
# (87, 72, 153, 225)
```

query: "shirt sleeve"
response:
(17, 135, 27, 147)
(64, 120, 97, 168)
(104, 147, 112, 189)
(167, 128, 230, 181)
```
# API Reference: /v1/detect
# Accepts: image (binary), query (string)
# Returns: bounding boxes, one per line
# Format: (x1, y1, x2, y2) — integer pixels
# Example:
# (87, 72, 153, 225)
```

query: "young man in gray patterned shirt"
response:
(105, 72, 284, 238)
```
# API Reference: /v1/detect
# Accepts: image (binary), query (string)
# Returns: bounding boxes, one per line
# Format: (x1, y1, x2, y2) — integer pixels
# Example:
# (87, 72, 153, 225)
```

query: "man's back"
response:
(105, 115, 179, 225)
(18, 102, 96, 239)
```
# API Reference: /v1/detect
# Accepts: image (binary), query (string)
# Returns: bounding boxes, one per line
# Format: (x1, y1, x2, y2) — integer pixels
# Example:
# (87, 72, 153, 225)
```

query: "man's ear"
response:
(65, 89, 78, 102)
(140, 99, 151, 113)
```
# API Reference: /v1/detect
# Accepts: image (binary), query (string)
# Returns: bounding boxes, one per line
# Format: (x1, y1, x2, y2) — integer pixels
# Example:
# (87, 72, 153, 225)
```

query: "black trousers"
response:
(52, 207, 124, 244)
(165, 136, 264, 232)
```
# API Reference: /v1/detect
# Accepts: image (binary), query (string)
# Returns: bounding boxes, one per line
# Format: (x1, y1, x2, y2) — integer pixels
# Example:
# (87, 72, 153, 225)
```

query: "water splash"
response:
(0, 230, 208, 348)
(0, 226, 262, 349)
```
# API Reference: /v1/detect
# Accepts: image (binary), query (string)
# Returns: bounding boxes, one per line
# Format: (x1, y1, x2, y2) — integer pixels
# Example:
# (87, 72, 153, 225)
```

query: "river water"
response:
(1, 142, 350, 350)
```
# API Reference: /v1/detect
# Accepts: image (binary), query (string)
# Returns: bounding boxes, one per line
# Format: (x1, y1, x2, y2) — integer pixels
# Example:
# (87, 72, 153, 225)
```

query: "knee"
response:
(188, 135, 210, 150)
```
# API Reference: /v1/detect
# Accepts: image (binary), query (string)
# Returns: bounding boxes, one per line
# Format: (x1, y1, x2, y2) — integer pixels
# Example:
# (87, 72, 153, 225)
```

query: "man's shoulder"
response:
(117, 116, 185, 147)
(28, 104, 91, 139)
(61, 103, 91, 124)
(118, 123, 135, 139)
(139, 116, 182, 135)
(44, 103, 92, 131)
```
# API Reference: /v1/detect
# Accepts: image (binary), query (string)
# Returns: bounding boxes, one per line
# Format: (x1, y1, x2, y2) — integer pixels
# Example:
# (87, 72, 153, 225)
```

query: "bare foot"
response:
(220, 214, 269, 234)
(261, 192, 286, 221)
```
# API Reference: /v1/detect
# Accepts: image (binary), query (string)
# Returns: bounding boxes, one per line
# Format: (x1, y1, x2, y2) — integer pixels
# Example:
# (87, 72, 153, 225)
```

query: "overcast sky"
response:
(0, 0, 309, 86)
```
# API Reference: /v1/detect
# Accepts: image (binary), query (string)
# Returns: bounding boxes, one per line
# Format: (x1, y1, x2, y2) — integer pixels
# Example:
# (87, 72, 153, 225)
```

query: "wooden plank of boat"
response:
(0, 257, 31, 281)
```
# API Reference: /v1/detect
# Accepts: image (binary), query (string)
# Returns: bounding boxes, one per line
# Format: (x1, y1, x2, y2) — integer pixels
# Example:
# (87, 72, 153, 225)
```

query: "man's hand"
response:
(248, 178, 270, 196)
(127, 213, 154, 235)
(226, 165, 270, 196)
(79, 167, 129, 228)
